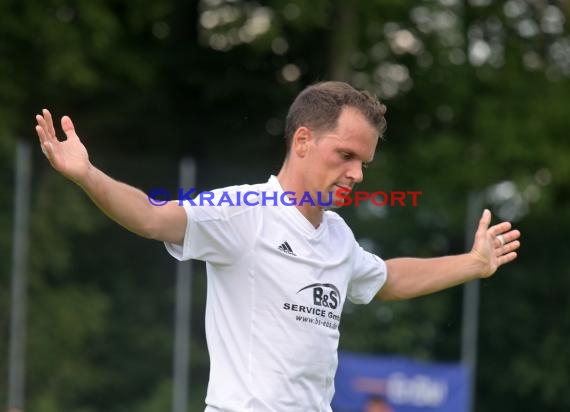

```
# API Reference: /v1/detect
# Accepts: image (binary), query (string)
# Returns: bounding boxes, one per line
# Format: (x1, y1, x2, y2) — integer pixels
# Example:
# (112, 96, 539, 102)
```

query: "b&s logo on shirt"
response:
(282, 283, 342, 330)
(297, 283, 340, 309)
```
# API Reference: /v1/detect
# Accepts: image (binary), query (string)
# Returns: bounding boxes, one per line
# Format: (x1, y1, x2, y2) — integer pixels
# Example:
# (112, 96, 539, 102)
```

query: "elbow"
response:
(136, 221, 161, 240)
(136, 210, 165, 240)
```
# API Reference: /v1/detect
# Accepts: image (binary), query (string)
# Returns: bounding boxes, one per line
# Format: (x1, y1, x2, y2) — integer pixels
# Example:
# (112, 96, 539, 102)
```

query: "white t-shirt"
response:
(165, 176, 387, 412)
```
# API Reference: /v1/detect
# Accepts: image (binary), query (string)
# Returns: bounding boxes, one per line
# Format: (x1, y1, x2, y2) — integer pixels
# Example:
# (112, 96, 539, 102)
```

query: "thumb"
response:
(477, 209, 492, 234)
(61, 115, 79, 140)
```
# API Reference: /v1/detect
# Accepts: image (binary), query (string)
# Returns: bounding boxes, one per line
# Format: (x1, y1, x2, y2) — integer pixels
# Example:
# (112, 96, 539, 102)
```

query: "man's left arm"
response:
(377, 209, 521, 301)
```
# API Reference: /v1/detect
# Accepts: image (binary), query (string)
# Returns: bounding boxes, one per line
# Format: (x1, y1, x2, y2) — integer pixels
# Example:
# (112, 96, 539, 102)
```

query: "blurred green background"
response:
(1, 0, 569, 411)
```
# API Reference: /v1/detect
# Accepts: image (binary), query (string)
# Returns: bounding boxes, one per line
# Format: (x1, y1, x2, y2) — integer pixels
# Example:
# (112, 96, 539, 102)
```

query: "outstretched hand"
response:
(470, 209, 521, 278)
(35, 109, 90, 184)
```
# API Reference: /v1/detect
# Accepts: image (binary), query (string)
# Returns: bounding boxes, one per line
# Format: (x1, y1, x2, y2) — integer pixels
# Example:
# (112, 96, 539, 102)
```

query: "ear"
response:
(292, 126, 312, 157)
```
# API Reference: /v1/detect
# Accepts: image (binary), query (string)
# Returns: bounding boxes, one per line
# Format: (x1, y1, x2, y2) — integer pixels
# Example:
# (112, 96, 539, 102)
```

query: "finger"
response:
(494, 235, 505, 248)
(489, 221, 512, 237)
(494, 229, 521, 246)
(35, 126, 53, 160)
(61, 115, 79, 141)
(42, 141, 53, 160)
(35, 124, 48, 145)
(498, 251, 518, 266)
(477, 209, 492, 233)
(496, 240, 520, 256)
(501, 229, 521, 243)
(42, 109, 57, 139)
(36, 114, 57, 145)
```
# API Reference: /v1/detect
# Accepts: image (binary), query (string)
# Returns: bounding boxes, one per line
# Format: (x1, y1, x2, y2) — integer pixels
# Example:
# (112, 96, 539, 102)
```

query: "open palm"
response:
(35, 109, 91, 183)
(470, 209, 521, 278)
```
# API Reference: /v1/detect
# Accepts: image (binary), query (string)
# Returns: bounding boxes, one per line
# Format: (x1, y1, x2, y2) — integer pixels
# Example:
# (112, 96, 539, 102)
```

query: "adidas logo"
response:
(278, 241, 296, 256)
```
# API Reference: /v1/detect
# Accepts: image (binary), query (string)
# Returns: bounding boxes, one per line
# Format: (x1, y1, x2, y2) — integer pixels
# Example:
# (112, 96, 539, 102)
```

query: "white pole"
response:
(461, 191, 484, 412)
(7, 140, 32, 412)
(172, 158, 196, 412)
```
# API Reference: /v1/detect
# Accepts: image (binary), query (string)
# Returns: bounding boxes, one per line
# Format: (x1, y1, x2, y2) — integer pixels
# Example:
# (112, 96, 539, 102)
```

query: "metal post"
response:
(172, 158, 196, 412)
(461, 191, 484, 412)
(7, 140, 32, 412)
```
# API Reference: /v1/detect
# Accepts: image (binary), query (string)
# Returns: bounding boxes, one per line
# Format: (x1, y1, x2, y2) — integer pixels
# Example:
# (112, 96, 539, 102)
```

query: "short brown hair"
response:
(284, 81, 387, 152)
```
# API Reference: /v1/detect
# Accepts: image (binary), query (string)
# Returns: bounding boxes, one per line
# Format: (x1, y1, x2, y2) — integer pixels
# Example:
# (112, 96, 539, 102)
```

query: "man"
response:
(35, 81, 520, 412)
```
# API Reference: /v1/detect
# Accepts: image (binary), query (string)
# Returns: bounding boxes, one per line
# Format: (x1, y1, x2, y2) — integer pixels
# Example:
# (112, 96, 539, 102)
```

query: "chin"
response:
(323, 203, 342, 211)
(320, 192, 344, 210)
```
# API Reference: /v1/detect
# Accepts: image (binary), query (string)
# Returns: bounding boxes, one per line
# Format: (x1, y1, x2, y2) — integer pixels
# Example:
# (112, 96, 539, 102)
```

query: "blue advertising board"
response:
(332, 351, 469, 412)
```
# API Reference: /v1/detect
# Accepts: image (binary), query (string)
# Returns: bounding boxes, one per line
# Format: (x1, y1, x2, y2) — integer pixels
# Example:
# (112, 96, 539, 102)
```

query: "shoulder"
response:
(183, 180, 269, 203)
(210, 180, 270, 197)
(179, 180, 270, 221)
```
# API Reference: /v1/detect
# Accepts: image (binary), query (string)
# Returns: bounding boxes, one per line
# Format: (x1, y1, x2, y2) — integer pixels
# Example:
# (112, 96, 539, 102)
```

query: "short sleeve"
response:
(347, 243, 387, 304)
(164, 187, 260, 265)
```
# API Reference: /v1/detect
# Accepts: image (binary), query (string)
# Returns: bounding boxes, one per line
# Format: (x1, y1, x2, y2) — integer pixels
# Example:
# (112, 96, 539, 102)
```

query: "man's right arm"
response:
(35, 109, 186, 245)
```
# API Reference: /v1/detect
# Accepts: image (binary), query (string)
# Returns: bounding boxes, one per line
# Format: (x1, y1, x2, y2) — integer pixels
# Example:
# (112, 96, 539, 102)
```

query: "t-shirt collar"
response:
(267, 175, 327, 239)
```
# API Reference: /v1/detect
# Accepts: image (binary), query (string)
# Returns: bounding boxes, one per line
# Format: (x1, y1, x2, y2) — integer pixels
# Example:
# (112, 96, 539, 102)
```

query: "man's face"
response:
(301, 106, 379, 206)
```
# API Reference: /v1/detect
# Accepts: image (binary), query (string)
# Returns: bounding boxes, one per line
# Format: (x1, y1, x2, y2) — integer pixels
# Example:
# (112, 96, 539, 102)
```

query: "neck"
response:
(277, 162, 324, 229)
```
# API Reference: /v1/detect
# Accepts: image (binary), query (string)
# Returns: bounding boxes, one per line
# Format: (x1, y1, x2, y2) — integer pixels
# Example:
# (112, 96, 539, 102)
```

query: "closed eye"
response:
(340, 151, 371, 169)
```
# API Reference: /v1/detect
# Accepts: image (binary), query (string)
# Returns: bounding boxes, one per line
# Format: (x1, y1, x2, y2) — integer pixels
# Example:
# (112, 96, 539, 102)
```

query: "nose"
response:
(346, 162, 364, 184)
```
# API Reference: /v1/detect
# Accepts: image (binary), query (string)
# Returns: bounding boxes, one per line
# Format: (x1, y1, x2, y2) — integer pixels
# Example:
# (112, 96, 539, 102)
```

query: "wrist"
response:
(76, 163, 98, 189)
(468, 249, 491, 278)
